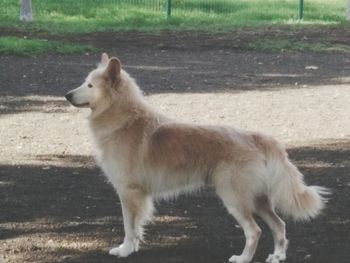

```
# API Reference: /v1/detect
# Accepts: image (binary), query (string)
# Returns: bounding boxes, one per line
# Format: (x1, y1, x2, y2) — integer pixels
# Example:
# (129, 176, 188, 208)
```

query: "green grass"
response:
(0, 0, 346, 34)
(249, 39, 350, 53)
(0, 36, 95, 56)
(0, 1, 346, 55)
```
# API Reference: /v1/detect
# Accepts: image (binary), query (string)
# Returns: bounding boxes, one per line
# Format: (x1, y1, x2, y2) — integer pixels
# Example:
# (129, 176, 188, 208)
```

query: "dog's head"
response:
(65, 53, 123, 111)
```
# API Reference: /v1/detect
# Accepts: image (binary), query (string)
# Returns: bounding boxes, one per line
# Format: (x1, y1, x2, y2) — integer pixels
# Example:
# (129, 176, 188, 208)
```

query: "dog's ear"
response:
(100, 53, 109, 67)
(105, 57, 121, 83)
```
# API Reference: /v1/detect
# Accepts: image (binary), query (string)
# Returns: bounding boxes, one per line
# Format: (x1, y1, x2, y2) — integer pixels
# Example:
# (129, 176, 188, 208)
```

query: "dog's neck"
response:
(90, 98, 143, 128)
(88, 91, 162, 142)
(88, 72, 166, 145)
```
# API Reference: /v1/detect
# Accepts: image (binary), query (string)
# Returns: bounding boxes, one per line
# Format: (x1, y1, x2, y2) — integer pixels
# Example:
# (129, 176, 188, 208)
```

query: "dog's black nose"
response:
(65, 92, 73, 102)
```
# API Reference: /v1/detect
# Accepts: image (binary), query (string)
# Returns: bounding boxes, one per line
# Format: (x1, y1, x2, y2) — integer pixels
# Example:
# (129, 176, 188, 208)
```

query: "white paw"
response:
(229, 255, 249, 263)
(265, 254, 286, 263)
(109, 243, 135, 257)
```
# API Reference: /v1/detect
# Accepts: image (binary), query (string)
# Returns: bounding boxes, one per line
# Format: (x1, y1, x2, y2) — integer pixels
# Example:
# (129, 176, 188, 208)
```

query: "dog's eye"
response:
(88, 83, 93, 88)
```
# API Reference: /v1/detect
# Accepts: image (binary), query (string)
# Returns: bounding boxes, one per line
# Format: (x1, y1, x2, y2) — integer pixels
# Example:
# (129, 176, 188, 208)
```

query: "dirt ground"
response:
(0, 27, 350, 263)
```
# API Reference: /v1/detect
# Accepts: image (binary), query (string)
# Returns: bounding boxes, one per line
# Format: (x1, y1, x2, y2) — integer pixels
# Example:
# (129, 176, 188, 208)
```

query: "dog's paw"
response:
(265, 254, 286, 263)
(229, 255, 249, 263)
(109, 243, 135, 257)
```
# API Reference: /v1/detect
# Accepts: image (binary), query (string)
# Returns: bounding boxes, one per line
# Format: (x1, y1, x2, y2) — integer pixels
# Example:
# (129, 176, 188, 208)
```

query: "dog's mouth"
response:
(65, 93, 90, 108)
(70, 102, 90, 108)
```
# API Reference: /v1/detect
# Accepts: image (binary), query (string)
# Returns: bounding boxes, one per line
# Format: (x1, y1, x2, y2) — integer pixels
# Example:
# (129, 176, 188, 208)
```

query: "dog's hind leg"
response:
(255, 196, 288, 263)
(217, 190, 261, 263)
(109, 186, 153, 257)
(227, 209, 261, 263)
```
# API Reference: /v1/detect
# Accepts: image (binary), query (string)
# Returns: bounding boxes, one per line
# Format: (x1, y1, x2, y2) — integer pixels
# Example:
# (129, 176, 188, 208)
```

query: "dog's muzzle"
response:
(65, 91, 89, 108)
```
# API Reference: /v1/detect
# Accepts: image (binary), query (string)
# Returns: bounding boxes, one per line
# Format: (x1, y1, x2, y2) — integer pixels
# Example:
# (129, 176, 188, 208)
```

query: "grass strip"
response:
(0, 36, 95, 56)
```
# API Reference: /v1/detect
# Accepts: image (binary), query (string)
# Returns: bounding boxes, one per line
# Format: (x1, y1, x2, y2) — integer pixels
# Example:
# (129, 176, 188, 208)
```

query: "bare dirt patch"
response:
(1, 28, 350, 263)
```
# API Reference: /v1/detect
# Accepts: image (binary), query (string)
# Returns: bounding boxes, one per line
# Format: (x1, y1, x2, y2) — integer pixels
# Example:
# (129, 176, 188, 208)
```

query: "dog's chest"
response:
(98, 149, 129, 186)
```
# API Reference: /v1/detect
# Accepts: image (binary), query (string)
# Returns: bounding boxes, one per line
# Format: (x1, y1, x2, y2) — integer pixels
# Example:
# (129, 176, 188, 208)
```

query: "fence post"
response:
(19, 0, 33, 22)
(347, 0, 350, 21)
(297, 0, 304, 20)
(165, 0, 171, 18)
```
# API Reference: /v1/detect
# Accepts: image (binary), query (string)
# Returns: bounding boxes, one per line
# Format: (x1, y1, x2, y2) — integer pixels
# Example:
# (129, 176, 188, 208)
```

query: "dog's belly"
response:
(143, 165, 211, 199)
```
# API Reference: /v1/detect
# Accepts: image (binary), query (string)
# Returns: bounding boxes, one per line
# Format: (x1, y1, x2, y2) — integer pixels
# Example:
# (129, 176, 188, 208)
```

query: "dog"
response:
(65, 53, 329, 263)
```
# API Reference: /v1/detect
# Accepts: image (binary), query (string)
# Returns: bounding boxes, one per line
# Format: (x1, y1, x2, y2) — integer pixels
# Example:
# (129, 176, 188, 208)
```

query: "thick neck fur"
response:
(88, 71, 162, 143)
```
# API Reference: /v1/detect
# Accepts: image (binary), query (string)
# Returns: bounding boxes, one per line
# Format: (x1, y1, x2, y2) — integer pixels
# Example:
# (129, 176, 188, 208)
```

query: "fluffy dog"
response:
(65, 53, 329, 263)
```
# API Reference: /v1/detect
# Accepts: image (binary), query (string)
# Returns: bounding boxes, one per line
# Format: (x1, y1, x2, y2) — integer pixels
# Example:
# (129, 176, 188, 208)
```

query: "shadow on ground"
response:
(1, 34, 350, 98)
(1, 141, 349, 263)
(1, 31, 350, 116)
(0, 97, 69, 115)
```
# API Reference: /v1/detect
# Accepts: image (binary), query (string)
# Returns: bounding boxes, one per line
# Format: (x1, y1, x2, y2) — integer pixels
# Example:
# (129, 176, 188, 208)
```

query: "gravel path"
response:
(1, 83, 350, 166)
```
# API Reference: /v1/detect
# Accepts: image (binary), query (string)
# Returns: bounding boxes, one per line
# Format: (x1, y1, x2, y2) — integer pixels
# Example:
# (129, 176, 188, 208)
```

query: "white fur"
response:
(65, 54, 329, 263)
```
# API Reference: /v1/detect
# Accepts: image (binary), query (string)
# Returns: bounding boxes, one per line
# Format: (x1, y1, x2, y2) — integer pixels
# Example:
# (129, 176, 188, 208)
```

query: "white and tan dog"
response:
(65, 53, 329, 263)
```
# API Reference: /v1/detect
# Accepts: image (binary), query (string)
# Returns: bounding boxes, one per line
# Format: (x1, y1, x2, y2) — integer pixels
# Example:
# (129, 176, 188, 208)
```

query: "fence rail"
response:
(0, 0, 346, 32)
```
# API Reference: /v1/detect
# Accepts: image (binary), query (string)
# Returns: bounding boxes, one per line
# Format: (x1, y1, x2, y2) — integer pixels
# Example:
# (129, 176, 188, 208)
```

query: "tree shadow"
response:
(1, 47, 350, 99)
(1, 140, 349, 262)
(0, 97, 69, 115)
(1, 53, 349, 115)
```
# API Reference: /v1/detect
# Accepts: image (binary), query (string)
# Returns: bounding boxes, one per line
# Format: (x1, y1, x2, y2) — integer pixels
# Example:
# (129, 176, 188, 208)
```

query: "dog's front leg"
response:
(109, 186, 153, 257)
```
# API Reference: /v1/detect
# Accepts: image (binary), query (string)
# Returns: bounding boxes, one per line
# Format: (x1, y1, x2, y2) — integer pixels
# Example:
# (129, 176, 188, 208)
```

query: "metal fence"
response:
(29, 0, 301, 18)
(0, 0, 346, 25)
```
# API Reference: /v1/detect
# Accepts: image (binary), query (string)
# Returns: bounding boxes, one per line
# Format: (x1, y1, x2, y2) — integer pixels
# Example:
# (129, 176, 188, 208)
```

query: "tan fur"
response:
(65, 54, 329, 263)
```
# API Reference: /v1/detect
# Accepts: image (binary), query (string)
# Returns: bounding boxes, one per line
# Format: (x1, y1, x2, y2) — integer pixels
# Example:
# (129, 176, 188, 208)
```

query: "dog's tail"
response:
(269, 158, 330, 221)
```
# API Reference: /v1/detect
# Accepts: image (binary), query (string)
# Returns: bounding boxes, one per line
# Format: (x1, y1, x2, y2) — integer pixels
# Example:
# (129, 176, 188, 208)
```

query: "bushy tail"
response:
(270, 159, 330, 221)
